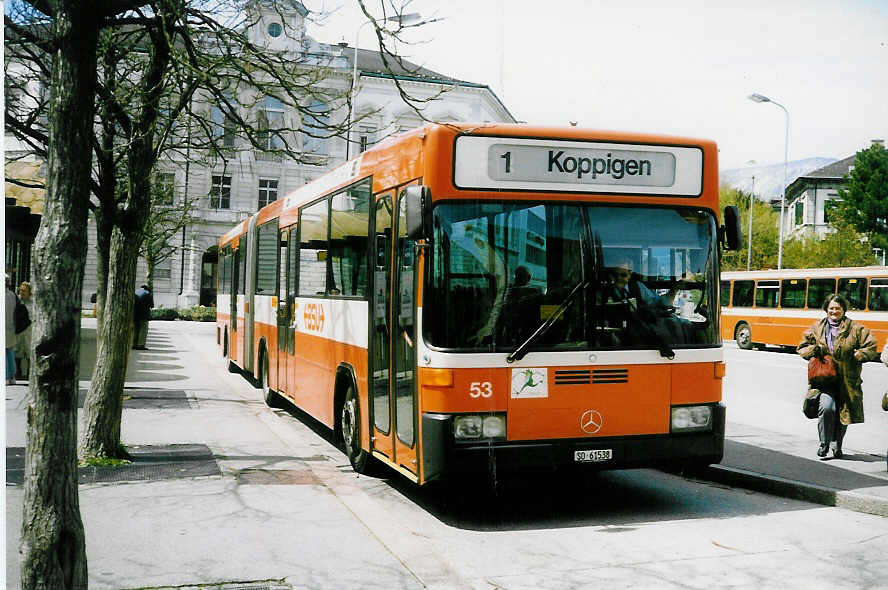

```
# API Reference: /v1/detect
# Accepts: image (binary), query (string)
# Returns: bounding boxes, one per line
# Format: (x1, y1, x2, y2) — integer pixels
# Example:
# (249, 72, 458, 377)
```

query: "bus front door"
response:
(370, 196, 395, 462)
(369, 192, 419, 479)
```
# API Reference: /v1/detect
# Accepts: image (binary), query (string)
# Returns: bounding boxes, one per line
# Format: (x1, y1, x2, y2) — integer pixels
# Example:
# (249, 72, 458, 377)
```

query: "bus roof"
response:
(722, 266, 888, 280)
(220, 122, 720, 248)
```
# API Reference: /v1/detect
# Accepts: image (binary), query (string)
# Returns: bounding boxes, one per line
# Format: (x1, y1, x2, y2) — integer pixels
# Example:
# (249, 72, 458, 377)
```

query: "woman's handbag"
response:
(803, 388, 821, 419)
(808, 354, 838, 388)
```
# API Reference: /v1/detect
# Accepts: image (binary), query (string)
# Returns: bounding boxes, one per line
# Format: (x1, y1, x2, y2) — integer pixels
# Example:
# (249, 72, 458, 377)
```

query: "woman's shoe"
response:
(817, 443, 829, 458)
(833, 447, 843, 459)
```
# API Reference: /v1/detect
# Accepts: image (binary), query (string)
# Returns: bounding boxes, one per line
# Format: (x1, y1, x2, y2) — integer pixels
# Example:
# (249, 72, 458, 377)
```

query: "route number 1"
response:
(500, 151, 511, 173)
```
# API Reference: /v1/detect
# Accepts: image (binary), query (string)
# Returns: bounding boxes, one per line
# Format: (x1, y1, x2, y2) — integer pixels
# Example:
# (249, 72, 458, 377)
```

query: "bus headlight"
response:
(671, 405, 713, 433)
(454, 414, 506, 441)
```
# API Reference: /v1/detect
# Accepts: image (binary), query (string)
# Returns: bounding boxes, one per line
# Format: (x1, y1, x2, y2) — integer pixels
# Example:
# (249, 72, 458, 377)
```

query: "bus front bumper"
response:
(421, 403, 725, 480)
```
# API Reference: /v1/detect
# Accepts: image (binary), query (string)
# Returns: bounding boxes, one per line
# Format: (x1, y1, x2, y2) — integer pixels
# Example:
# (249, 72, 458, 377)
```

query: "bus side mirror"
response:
(721, 205, 741, 250)
(404, 185, 431, 240)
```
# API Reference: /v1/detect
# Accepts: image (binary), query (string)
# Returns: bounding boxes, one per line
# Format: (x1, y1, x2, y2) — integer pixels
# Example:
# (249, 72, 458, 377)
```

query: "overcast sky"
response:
(311, 0, 888, 170)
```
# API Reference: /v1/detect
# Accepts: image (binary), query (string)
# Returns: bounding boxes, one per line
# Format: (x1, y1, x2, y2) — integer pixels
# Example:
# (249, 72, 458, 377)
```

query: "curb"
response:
(702, 464, 888, 518)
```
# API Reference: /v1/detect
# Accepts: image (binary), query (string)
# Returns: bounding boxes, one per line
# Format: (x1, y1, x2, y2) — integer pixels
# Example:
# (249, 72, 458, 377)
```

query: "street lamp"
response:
(345, 12, 423, 160)
(746, 162, 756, 271)
(748, 92, 790, 270)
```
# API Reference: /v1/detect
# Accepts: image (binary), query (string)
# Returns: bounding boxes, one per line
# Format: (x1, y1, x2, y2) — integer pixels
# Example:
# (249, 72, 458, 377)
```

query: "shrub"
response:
(151, 307, 179, 321)
(183, 305, 216, 322)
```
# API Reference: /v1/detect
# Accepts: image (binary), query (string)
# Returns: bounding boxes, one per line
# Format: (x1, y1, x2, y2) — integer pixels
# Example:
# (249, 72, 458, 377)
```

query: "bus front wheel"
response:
(735, 322, 753, 350)
(341, 385, 370, 474)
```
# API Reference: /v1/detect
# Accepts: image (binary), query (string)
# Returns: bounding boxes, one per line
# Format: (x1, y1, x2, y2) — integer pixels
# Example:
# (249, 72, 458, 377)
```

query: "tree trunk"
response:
(20, 3, 98, 587)
(79, 15, 169, 461)
(93, 209, 112, 333)
(80, 227, 138, 459)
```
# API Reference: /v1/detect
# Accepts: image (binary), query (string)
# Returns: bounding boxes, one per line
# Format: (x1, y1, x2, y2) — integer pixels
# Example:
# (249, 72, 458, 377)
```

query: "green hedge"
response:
(150, 306, 216, 322)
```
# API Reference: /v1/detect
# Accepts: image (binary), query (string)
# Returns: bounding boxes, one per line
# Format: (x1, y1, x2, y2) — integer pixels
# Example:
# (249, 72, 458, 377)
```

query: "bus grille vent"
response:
(592, 368, 629, 384)
(554, 370, 591, 385)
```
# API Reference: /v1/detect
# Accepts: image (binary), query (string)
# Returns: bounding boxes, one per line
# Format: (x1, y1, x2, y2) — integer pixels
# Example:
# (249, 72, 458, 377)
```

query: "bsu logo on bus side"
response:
(303, 303, 325, 333)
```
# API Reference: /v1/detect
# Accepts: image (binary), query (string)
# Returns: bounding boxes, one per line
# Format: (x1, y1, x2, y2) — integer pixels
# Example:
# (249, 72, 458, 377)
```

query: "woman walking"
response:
(14, 281, 33, 379)
(798, 294, 877, 459)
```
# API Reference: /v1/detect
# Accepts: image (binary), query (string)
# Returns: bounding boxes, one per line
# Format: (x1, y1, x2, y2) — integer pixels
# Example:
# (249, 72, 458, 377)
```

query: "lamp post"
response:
(747, 93, 790, 269)
(747, 172, 755, 271)
(345, 12, 422, 160)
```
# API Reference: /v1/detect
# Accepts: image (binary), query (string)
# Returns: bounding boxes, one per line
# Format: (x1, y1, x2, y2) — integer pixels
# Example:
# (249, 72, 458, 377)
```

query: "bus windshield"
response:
(425, 202, 719, 352)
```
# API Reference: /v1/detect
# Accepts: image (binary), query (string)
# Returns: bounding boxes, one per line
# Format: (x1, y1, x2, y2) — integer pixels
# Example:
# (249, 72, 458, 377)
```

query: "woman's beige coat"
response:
(798, 316, 877, 424)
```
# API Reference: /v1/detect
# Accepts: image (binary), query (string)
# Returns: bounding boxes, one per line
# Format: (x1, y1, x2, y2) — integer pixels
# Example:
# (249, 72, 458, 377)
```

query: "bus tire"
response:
(735, 322, 753, 350)
(341, 384, 370, 474)
(260, 347, 284, 408)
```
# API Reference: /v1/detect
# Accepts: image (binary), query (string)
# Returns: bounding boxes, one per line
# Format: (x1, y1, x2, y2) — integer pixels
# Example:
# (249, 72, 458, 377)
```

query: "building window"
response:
(267, 22, 282, 38)
(155, 172, 176, 205)
(303, 100, 329, 156)
(258, 178, 279, 209)
(210, 175, 231, 209)
(211, 101, 236, 148)
(824, 199, 839, 224)
(793, 200, 804, 226)
(358, 125, 376, 153)
(258, 95, 285, 150)
(154, 261, 172, 280)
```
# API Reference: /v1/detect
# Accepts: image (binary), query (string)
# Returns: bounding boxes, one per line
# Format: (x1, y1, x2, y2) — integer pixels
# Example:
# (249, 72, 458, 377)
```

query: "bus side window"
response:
(838, 277, 866, 310)
(868, 278, 888, 311)
(720, 280, 731, 307)
(733, 280, 754, 307)
(780, 279, 806, 308)
(755, 280, 779, 308)
(807, 278, 835, 309)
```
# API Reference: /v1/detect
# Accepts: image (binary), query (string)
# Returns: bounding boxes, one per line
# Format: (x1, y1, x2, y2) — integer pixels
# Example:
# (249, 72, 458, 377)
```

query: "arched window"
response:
(258, 95, 285, 150)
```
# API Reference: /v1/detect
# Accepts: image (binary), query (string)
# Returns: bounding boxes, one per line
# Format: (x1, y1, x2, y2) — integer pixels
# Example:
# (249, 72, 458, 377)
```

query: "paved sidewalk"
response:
(5, 318, 888, 588)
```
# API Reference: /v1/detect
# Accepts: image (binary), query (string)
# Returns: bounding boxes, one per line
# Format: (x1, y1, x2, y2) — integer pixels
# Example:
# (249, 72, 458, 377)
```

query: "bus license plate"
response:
(574, 449, 612, 463)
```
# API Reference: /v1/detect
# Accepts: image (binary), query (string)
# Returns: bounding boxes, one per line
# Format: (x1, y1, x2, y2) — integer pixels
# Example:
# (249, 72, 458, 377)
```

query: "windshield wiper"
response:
(506, 279, 588, 363)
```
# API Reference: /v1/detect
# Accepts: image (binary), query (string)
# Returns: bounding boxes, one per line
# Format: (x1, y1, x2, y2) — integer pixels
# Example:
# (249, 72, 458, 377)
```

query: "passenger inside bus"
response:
(495, 265, 542, 344)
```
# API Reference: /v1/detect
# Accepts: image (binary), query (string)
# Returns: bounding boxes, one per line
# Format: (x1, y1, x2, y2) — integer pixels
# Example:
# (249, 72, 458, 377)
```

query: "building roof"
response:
(785, 153, 857, 201)
(345, 46, 459, 83)
(805, 154, 857, 178)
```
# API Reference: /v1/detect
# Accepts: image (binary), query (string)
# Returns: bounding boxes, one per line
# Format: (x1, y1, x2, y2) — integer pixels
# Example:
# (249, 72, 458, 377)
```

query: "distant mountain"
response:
(720, 158, 837, 200)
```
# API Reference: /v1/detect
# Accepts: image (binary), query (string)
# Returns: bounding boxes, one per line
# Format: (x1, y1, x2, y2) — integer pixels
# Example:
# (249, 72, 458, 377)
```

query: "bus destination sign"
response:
(453, 136, 704, 196)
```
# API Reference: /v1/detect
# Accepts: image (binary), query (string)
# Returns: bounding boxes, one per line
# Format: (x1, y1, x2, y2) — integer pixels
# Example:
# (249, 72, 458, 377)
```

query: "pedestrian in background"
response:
(798, 294, 877, 459)
(5, 275, 18, 385)
(15, 282, 33, 379)
(133, 284, 154, 351)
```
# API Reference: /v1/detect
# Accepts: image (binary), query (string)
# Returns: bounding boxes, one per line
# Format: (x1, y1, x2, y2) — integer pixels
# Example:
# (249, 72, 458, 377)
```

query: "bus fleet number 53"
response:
(469, 381, 493, 398)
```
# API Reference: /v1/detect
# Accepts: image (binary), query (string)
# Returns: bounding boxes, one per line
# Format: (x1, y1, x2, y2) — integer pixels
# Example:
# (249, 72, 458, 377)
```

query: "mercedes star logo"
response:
(580, 409, 603, 434)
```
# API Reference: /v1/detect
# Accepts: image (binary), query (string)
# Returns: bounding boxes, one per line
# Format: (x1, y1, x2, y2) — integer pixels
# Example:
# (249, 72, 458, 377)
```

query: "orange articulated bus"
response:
(721, 267, 888, 351)
(216, 123, 741, 484)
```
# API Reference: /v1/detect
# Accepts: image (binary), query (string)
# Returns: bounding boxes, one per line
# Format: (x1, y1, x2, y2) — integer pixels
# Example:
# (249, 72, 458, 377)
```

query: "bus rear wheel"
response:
(261, 349, 283, 408)
(735, 322, 753, 350)
(341, 385, 370, 474)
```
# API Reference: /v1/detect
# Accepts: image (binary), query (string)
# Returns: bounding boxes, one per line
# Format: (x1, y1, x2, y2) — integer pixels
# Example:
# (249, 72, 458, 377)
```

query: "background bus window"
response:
(329, 179, 371, 297)
(755, 280, 779, 308)
(720, 281, 730, 307)
(780, 278, 806, 308)
(807, 278, 835, 309)
(298, 198, 330, 296)
(838, 277, 866, 310)
(732, 280, 754, 307)
(868, 278, 888, 311)
(256, 220, 279, 294)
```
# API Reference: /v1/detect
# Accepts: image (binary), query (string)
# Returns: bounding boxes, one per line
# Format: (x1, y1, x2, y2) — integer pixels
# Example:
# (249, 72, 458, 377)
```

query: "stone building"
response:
(99, 2, 513, 309)
(5, 1, 514, 309)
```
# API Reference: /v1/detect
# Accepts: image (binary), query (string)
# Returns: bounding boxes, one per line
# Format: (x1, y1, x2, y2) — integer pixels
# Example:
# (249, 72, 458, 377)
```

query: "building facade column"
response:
(177, 233, 202, 308)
